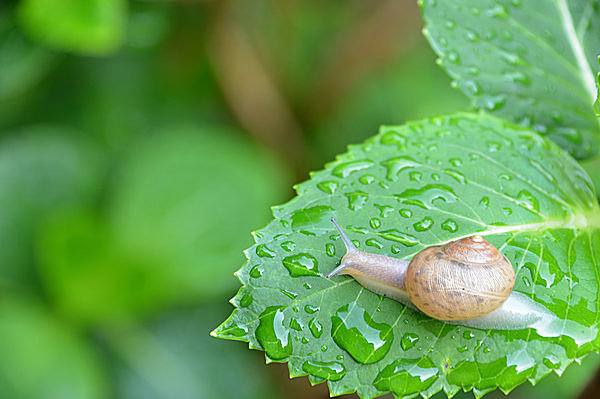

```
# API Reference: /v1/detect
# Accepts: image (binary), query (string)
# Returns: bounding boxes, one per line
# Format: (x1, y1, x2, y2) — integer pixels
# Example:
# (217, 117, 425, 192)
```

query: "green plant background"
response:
(1, 1, 599, 399)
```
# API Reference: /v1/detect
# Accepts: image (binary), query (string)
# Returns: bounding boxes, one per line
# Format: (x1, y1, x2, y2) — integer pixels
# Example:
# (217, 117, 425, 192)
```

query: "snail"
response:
(326, 217, 559, 331)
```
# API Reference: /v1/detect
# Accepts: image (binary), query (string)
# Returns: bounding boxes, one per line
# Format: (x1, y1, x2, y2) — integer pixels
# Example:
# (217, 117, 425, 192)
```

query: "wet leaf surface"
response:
(214, 113, 600, 398)
(421, 0, 600, 159)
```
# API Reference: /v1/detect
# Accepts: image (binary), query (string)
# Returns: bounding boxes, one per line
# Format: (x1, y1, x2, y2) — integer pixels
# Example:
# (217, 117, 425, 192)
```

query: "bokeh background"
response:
(1, 0, 599, 398)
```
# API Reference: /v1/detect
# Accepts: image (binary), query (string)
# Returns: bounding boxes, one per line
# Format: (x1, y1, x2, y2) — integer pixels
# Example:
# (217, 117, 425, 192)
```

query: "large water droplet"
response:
(441, 219, 458, 232)
(239, 293, 253, 307)
(291, 205, 334, 229)
(249, 265, 263, 278)
(282, 253, 319, 277)
(370, 218, 382, 229)
(401, 333, 420, 350)
(376, 229, 419, 247)
(413, 217, 434, 232)
(305, 304, 320, 314)
(256, 244, 275, 258)
(399, 184, 457, 208)
(325, 243, 336, 257)
(516, 190, 540, 212)
(444, 169, 467, 184)
(373, 357, 437, 393)
(331, 303, 393, 364)
(332, 160, 374, 178)
(375, 204, 395, 218)
(256, 306, 292, 360)
(302, 360, 346, 381)
(280, 241, 296, 252)
(309, 318, 324, 338)
(382, 156, 418, 181)
(484, 95, 506, 110)
(345, 191, 369, 211)
(317, 180, 339, 195)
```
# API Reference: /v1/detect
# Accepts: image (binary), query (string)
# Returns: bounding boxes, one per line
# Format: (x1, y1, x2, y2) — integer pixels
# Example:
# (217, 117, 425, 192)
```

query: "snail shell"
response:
(325, 217, 545, 330)
(405, 236, 515, 321)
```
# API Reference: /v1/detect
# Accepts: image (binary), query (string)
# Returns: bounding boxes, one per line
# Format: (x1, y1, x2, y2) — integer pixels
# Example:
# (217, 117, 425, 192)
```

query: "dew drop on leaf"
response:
(249, 265, 263, 278)
(331, 160, 374, 178)
(399, 208, 412, 218)
(317, 180, 339, 195)
(441, 219, 458, 232)
(359, 174, 375, 185)
(239, 293, 253, 307)
(479, 196, 490, 208)
(377, 229, 419, 247)
(369, 218, 381, 229)
(309, 318, 324, 338)
(282, 253, 319, 277)
(256, 244, 276, 258)
(345, 191, 369, 211)
(373, 357, 437, 393)
(325, 243, 336, 257)
(304, 305, 319, 314)
(280, 241, 296, 252)
(256, 306, 292, 360)
(401, 333, 420, 350)
(331, 303, 393, 364)
(290, 318, 303, 331)
(413, 217, 434, 232)
(302, 360, 346, 381)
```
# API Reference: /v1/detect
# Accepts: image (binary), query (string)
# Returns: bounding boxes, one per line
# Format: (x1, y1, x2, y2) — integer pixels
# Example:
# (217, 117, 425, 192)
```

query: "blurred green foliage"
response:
(1, 0, 595, 398)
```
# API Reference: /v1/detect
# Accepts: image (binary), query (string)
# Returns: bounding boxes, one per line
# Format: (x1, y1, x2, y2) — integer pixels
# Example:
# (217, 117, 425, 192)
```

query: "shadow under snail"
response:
(326, 217, 557, 331)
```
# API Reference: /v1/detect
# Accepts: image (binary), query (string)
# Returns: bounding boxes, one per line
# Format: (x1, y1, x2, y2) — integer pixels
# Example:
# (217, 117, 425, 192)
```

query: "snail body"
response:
(327, 217, 554, 330)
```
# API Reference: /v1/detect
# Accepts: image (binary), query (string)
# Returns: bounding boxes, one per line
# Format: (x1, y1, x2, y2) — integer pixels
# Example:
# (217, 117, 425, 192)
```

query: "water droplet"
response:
(399, 208, 412, 218)
(366, 238, 384, 249)
(221, 321, 248, 337)
(447, 50, 460, 63)
(502, 207, 512, 215)
(401, 333, 420, 350)
(487, 4, 508, 17)
(282, 253, 319, 277)
(483, 346, 491, 353)
(326, 243, 336, 257)
(332, 160, 374, 178)
(441, 219, 458, 232)
(380, 130, 407, 147)
(376, 229, 419, 247)
(374, 204, 394, 218)
(256, 244, 276, 258)
(291, 205, 334, 229)
(359, 174, 375, 184)
(280, 289, 297, 299)
(280, 241, 296, 252)
(382, 156, 417, 181)
(374, 357, 437, 392)
(409, 171, 423, 182)
(445, 20, 456, 29)
(444, 169, 467, 184)
(543, 356, 561, 370)
(345, 191, 369, 211)
(516, 190, 540, 212)
(239, 293, 253, 307)
(331, 303, 394, 363)
(321, 345, 328, 352)
(399, 184, 457, 209)
(305, 304, 319, 314)
(465, 29, 480, 42)
(303, 282, 312, 290)
(487, 141, 501, 152)
(457, 345, 469, 353)
(302, 360, 346, 381)
(521, 276, 531, 287)
(479, 196, 490, 208)
(309, 318, 324, 338)
(413, 217, 434, 232)
(370, 218, 382, 229)
(301, 337, 309, 344)
(505, 71, 530, 86)
(484, 95, 506, 110)
(449, 158, 462, 167)
(431, 173, 440, 181)
(463, 331, 475, 339)
(498, 173, 512, 180)
(317, 180, 339, 195)
(290, 318, 303, 331)
(249, 265, 263, 278)
(256, 306, 292, 360)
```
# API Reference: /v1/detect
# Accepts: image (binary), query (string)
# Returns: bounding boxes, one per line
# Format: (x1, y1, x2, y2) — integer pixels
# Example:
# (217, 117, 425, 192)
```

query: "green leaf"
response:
(420, 0, 600, 159)
(109, 125, 290, 303)
(0, 298, 108, 399)
(0, 127, 105, 288)
(213, 113, 600, 399)
(17, 0, 126, 55)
